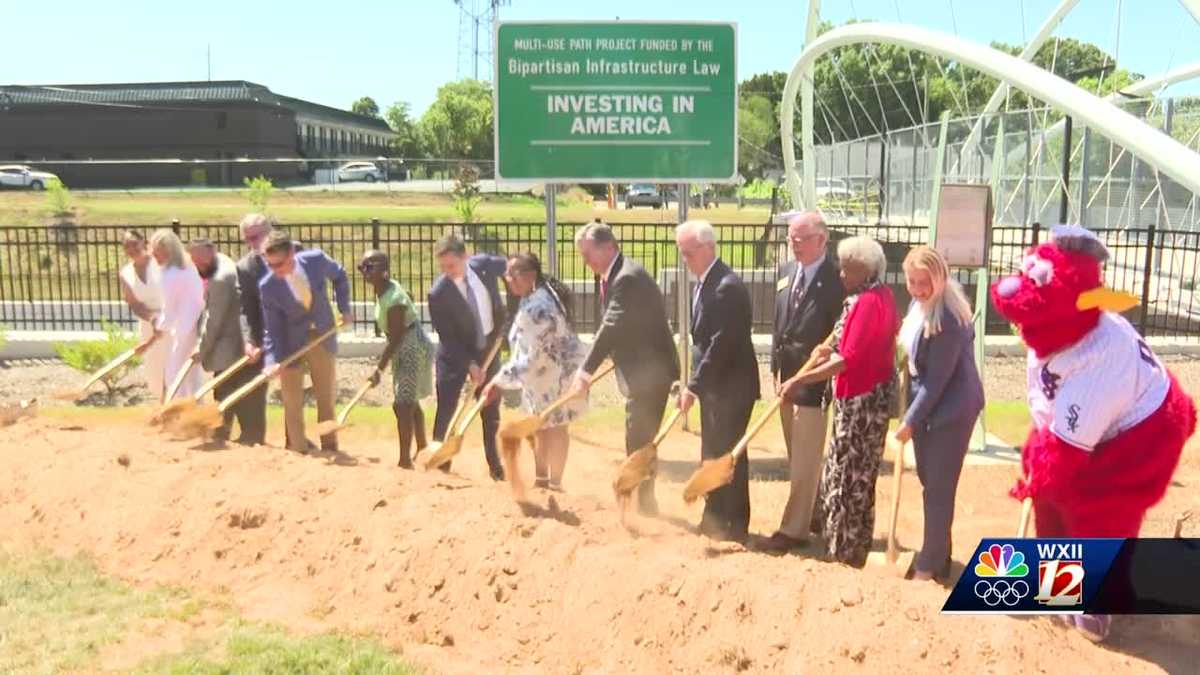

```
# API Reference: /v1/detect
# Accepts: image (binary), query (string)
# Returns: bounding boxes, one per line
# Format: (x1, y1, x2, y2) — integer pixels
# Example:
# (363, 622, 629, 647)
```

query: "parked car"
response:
(0, 165, 59, 190)
(624, 183, 667, 209)
(336, 161, 383, 183)
(815, 177, 854, 202)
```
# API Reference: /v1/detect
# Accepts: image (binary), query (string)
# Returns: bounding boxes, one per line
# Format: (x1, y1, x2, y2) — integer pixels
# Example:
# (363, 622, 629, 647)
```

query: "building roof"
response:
(0, 80, 393, 134)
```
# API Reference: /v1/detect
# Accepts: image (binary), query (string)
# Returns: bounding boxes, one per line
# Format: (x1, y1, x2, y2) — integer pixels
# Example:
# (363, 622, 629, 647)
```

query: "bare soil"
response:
(1, 361, 1198, 672)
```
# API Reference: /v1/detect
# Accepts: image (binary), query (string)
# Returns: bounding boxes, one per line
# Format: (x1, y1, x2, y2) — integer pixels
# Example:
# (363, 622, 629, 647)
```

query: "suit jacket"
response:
(689, 259, 760, 403)
(428, 254, 507, 381)
(259, 248, 351, 367)
(904, 303, 985, 432)
(236, 251, 269, 348)
(772, 256, 844, 407)
(197, 252, 246, 373)
(582, 253, 680, 395)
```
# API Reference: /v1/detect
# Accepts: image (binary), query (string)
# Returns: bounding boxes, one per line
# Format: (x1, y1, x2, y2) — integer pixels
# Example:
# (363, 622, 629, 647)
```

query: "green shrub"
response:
(0, 324, 7, 354)
(45, 178, 71, 216)
(54, 320, 140, 393)
(243, 175, 274, 212)
(451, 164, 482, 224)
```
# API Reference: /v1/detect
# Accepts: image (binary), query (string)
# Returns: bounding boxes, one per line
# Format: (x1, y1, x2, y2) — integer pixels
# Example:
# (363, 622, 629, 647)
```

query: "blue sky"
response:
(5, 0, 1198, 117)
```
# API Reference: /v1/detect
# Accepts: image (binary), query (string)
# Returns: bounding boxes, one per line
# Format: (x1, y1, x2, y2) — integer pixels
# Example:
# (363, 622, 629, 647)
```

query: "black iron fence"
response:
(2, 220, 1198, 340)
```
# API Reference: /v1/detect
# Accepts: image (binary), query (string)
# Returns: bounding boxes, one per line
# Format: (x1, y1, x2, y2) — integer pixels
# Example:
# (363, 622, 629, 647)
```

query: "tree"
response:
(738, 94, 778, 179)
(385, 101, 423, 158)
(351, 96, 381, 118)
(418, 79, 494, 159)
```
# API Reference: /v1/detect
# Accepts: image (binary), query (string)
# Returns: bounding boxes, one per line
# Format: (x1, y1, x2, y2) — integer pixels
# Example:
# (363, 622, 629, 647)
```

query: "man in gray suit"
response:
(188, 238, 263, 445)
(232, 213, 274, 444)
(570, 219, 680, 515)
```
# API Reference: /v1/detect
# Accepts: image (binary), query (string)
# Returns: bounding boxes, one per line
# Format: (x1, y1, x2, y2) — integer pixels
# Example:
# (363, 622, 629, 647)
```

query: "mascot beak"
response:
(996, 276, 1023, 299)
(1076, 287, 1139, 312)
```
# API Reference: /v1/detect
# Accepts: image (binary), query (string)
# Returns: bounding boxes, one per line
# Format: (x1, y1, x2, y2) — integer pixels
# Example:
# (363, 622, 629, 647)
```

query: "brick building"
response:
(0, 80, 396, 187)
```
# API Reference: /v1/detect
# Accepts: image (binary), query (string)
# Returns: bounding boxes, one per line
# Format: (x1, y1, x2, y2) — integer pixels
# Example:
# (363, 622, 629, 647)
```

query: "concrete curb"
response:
(3, 330, 1196, 361)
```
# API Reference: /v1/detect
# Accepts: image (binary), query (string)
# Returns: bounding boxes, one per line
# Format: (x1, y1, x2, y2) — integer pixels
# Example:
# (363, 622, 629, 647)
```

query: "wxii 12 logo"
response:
(973, 543, 1031, 607)
(1035, 542, 1085, 606)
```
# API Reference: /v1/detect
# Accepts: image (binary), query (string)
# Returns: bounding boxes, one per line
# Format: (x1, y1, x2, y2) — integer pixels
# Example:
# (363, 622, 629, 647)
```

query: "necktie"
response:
(288, 270, 312, 311)
(600, 276, 610, 305)
(790, 267, 806, 316)
(463, 277, 486, 351)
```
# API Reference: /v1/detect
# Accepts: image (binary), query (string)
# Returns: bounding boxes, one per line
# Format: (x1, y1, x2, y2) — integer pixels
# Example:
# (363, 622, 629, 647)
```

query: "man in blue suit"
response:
(428, 234, 507, 479)
(260, 230, 352, 453)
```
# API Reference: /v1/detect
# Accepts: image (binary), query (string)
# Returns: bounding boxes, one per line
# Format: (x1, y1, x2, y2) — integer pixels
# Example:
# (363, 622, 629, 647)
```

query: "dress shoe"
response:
(758, 531, 808, 554)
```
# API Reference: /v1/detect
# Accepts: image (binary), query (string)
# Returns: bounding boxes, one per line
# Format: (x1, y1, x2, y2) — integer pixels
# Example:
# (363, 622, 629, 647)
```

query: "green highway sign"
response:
(495, 21, 737, 182)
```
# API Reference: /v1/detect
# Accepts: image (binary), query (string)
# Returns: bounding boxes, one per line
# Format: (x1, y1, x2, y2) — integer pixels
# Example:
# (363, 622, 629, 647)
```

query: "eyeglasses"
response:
(357, 261, 385, 273)
(244, 230, 267, 244)
(788, 234, 823, 245)
(266, 257, 289, 270)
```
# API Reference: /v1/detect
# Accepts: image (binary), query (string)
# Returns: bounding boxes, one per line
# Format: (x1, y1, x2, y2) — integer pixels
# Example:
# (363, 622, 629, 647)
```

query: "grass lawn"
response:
(0, 190, 772, 227)
(0, 549, 418, 674)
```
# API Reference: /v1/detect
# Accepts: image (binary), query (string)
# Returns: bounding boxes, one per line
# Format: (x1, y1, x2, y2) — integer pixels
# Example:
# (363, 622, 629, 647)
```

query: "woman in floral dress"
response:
(483, 252, 587, 490)
(361, 251, 434, 469)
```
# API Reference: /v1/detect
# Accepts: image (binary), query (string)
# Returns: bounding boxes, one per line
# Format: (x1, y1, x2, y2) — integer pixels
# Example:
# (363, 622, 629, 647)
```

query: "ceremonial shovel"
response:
(422, 334, 509, 470)
(865, 367, 916, 576)
(498, 362, 616, 496)
(152, 355, 253, 426)
(614, 403, 683, 502)
(172, 323, 343, 439)
(683, 332, 835, 503)
(314, 378, 376, 438)
(53, 333, 161, 401)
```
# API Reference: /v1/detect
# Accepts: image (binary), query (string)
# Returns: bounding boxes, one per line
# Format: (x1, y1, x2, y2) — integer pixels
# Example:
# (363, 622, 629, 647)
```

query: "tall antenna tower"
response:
(454, 0, 509, 81)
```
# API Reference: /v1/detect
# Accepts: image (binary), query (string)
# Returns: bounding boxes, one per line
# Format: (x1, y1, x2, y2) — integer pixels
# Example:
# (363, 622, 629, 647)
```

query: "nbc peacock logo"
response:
(975, 544, 1030, 578)
(972, 544, 1031, 607)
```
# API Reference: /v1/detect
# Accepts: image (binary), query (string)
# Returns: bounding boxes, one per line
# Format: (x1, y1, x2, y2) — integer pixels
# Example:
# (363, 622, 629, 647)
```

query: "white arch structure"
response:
(781, 22, 1200, 211)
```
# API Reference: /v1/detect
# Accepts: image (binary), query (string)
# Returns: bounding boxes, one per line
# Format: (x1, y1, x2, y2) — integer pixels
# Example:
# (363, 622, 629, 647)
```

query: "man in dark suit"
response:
(260, 230, 352, 453)
(188, 238, 258, 445)
(570, 219, 679, 515)
(428, 233, 508, 480)
(676, 220, 759, 542)
(762, 211, 846, 554)
(230, 213, 274, 445)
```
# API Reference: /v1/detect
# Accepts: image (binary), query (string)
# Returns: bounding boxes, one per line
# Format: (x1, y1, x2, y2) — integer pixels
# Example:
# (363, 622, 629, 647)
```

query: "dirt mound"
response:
(0, 415, 1195, 673)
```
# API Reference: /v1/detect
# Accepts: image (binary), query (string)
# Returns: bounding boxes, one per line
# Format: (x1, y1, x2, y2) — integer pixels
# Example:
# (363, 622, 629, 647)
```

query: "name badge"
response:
(776, 277, 790, 292)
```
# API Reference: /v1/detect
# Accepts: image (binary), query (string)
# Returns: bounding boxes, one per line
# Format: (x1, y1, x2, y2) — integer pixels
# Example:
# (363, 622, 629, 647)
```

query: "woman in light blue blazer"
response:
(891, 246, 985, 581)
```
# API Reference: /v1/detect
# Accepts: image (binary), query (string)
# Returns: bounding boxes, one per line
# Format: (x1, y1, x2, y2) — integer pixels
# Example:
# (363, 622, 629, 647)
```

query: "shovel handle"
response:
(336, 378, 375, 426)
(443, 330, 509, 435)
(453, 379, 497, 437)
(730, 397, 783, 461)
(1017, 497, 1033, 538)
(653, 406, 684, 447)
(82, 344, 141, 391)
(192, 355, 252, 401)
(162, 355, 198, 404)
(731, 331, 837, 461)
(218, 322, 342, 414)
(885, 436, 907, 560)
(538, 361, 615, 424)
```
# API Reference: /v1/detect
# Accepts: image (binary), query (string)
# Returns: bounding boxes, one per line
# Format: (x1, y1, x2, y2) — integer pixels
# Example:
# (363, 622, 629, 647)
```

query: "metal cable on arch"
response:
(779, 21, 1200, 212)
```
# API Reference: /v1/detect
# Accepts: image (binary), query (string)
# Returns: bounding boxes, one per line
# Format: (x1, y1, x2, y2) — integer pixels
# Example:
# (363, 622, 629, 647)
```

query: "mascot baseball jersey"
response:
(1027, 312, 1169, 452)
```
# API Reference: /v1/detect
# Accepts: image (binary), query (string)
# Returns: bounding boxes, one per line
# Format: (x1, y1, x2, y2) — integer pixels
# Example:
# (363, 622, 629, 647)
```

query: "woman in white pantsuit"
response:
(148, 229, 205, 400)
(119, 230, 168, 399)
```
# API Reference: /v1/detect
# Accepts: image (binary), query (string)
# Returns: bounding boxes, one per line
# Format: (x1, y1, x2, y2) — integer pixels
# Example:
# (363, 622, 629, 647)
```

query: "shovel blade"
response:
(865, 549, 915, 577)
(423, 435, 463, 471)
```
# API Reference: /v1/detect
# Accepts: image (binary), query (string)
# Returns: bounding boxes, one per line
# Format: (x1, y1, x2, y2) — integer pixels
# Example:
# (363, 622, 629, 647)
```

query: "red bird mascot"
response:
(991, 225, 1195, 642)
